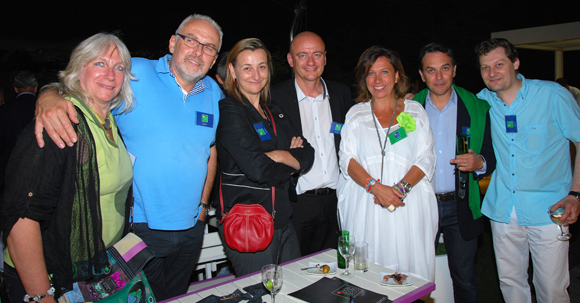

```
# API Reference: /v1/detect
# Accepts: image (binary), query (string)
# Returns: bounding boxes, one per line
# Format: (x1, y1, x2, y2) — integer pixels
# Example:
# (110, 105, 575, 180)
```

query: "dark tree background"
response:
(1, 0, 579, 101)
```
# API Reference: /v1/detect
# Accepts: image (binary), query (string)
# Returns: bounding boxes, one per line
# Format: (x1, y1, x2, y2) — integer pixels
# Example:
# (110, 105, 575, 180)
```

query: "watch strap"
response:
(399, 180, 412, 193)
(569, 191, 580, 199)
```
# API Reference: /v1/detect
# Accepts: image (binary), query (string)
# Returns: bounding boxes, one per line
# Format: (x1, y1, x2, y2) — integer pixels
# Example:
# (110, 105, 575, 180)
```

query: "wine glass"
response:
(548, 207, 572, 241)
(338, 235, 356, 278)
(262, 264, 283, 303)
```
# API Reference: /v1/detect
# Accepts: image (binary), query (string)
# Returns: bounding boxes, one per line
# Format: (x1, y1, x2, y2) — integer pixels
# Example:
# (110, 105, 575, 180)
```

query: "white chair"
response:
(196, 209, 228, 280)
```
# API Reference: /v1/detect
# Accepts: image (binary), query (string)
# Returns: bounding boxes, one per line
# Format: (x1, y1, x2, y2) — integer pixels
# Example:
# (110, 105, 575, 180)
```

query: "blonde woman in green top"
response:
(1, 33, 135, 302)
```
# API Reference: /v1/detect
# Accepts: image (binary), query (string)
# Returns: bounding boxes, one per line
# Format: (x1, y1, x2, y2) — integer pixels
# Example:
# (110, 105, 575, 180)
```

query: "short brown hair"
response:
(475, 38, 519, 65)
(355, 46, 409, 104)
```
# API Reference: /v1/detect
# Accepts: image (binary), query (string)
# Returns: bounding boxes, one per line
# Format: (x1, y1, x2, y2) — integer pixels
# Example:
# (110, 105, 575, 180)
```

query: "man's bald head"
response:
(288, 31, 327, 84)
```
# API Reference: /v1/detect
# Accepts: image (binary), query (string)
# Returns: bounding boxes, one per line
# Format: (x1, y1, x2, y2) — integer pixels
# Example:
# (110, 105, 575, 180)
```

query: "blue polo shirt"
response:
(477, 74, 580, 226)
(114, 54, 223, 230)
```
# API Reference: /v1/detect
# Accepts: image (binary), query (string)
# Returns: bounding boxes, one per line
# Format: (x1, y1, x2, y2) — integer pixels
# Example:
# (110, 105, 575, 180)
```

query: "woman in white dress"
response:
(337, 46, 437, 282)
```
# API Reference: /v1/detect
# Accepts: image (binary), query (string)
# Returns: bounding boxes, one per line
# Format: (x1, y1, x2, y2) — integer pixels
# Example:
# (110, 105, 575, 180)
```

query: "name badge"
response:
(462, 126, 471, 137)
(505, 115, 517, 133)
(330, 122, 343, 135)
(253, 122, 272, 141)
(196, 112, 214, 128)
(389, 127, 407, 144)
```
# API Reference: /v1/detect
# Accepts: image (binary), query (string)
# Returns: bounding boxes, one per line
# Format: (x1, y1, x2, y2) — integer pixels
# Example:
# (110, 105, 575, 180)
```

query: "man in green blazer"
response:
(413, 43, 495, 303)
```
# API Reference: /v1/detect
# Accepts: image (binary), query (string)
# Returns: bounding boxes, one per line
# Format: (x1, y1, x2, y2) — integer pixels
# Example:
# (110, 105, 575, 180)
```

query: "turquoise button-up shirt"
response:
(477, 74, 580, 226)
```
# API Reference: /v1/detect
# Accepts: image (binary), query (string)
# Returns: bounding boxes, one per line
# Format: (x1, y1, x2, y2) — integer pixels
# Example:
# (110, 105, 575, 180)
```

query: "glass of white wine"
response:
(548, 207, 572, 241)
(262, 264, 283, 303)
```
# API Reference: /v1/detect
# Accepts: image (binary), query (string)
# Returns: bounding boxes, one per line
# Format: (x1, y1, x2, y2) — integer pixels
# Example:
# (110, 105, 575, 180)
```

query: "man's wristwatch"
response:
(201, 203, 211, 212)
(569, 191, 580, 200)
(478, 155, 485, 170)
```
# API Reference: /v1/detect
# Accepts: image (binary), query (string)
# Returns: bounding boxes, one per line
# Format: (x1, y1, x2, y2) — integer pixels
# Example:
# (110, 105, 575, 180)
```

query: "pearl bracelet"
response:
(24, 286, 55, 302)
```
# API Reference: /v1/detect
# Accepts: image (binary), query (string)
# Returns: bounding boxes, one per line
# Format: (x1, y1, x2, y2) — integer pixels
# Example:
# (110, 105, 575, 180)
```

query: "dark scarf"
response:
(1, 106, 109, 297)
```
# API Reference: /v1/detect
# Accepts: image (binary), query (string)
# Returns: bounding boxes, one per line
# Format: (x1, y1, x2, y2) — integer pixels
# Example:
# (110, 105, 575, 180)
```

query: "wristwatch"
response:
(201, 203, 211, 212)
(568, 191, 580, 200)
(399, 180, 412, 194)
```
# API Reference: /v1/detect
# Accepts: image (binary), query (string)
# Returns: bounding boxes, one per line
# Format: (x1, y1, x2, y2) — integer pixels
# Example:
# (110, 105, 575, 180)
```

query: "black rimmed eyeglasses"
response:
(175, 33, 218, 56)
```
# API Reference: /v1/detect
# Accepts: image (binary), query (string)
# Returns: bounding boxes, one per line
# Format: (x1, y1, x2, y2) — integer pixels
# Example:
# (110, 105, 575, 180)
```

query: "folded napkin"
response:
(197, 288, 264, 303)
(243, 282, 268, 298)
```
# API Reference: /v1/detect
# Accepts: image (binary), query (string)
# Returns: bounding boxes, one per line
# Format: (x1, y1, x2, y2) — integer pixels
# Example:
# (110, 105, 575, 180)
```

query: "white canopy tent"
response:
(491, 21, 580, 79)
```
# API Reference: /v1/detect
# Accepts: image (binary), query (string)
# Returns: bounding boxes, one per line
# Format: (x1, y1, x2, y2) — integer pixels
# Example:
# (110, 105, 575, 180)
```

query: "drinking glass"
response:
(338, 235, 356, 278)
(262, 264, 283, 303)
(548, 207, 572, 241)
(354, 242, 369, 272)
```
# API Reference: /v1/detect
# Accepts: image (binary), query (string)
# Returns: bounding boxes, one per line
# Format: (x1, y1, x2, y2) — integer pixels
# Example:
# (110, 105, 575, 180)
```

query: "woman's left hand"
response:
(371, 183, 405, 209)
(289, 136, 304, 149)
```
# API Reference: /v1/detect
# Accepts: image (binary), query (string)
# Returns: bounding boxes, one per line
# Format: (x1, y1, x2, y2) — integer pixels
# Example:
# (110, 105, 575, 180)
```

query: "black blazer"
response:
(453, 96, 496, 240)
(270, 79, 353, 157)
(0, 93, 37, 193)
(215, 96, 315, 229)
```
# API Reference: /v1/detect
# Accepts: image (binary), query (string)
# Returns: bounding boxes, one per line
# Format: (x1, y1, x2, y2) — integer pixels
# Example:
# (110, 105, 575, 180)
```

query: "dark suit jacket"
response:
(0, 93, 37, 193)
(215, 96, 315, 229)
(271, 79, 353, 158)
(454, 95, 496, 240)
(416, 89, 496, 241)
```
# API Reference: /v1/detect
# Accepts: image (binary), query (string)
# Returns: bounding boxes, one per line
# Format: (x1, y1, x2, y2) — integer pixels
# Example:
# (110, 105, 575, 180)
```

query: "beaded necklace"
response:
(93, 110, 114, 142)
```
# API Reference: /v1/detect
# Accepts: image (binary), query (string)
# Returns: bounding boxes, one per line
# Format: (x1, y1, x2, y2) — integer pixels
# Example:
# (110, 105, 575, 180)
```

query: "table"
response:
(164, 249, 435, 303)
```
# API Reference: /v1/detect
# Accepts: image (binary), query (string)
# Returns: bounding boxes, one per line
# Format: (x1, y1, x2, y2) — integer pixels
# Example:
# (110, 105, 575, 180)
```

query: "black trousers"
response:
(290, 191, 339, 256)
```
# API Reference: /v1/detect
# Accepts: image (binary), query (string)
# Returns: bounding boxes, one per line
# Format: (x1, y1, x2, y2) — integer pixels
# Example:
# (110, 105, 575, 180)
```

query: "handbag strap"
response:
(263, 104, 277, 135)
(219, 104, 279, 221)
(220, 176, 276, 220)
(264, 104, 276, 218)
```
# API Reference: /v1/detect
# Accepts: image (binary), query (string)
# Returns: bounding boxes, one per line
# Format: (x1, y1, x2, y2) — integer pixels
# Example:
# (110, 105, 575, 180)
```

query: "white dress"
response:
(337, 99, 438, 282)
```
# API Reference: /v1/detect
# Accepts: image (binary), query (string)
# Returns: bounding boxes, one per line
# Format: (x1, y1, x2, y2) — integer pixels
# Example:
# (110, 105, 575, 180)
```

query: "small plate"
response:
(380, 272, 413, 286)
(306, 262, 337, 275)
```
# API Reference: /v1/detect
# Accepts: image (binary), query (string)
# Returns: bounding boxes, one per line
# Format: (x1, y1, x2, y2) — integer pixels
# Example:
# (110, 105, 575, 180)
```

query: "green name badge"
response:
(389, 127, 407, 144)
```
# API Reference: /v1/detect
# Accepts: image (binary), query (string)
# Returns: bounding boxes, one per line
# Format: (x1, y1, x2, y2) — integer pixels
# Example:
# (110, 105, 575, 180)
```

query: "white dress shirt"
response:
(295, 78, 340, 194)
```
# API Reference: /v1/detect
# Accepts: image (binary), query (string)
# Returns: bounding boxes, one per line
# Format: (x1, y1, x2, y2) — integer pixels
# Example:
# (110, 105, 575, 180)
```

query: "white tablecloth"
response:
(165, 249, 435, 303)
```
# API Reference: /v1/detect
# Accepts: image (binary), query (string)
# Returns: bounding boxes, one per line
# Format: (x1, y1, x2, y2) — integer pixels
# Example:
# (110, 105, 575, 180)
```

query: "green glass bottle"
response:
(337, 230, 349, 269)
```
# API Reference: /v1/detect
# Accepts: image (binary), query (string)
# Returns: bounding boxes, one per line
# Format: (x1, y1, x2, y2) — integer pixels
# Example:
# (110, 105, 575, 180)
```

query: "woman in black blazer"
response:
(215, 38, 314, 276)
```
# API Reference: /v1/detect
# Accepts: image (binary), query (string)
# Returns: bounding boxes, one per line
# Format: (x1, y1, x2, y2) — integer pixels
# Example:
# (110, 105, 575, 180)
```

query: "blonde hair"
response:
(56, 33, 135, 113)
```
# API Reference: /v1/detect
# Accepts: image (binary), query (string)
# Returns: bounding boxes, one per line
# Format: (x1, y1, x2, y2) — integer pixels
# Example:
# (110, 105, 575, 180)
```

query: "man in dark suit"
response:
(0, 71, 38, 193)
(271, 31, 352, 256)
(413, 43, 495, 303)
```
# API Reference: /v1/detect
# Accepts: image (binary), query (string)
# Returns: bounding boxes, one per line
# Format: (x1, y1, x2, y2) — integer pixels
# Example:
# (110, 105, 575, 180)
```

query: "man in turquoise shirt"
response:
(476, 38, 580, 303)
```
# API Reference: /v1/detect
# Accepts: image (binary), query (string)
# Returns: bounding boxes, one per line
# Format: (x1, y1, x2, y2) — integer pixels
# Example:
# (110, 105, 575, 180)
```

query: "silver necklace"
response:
(371, 98, 398, 181)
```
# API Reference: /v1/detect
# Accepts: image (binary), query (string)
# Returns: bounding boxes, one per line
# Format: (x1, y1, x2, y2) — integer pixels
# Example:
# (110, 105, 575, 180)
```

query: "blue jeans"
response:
(133, 219, 205, 301)
(435, 199, 478, 303)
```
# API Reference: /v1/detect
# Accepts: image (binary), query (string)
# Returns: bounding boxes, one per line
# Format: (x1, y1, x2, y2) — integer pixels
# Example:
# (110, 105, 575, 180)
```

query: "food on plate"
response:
(319, 265, 330, 274)
(383, 272, 409, 284)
